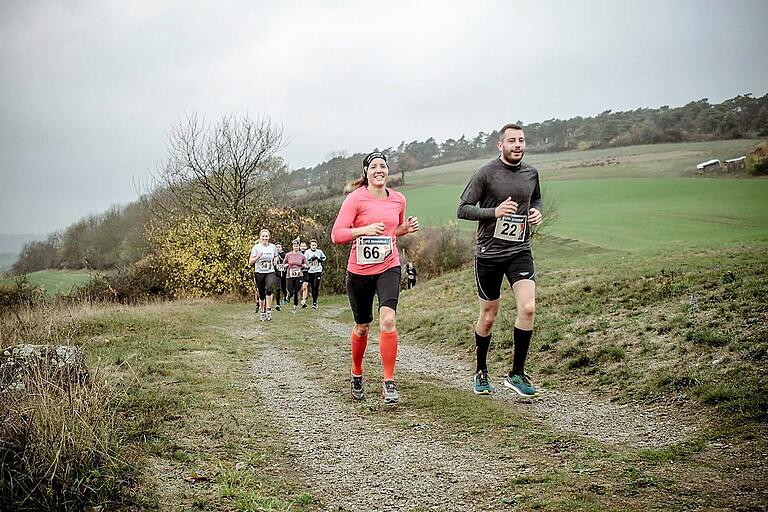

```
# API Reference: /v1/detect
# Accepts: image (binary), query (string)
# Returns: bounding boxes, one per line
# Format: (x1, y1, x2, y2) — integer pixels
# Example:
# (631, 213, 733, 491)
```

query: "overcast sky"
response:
(1, 0, 766, 236)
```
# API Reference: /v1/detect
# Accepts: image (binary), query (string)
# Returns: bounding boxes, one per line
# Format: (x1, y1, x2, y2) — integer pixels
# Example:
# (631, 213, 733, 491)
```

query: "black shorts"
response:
(474, 250, 535, 301)
(253, 272, 276, 298)
(346, 266, 401, 325)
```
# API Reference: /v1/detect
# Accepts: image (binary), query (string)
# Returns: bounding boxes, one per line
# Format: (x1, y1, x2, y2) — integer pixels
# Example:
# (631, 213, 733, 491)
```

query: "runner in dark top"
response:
(405, 262, 417, 289)
(457, 123, 543, 397)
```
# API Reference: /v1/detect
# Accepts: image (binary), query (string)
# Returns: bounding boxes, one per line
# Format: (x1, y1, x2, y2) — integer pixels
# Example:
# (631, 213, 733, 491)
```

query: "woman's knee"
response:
(379, 308, 397, 332)
(354, 323, 371, 337)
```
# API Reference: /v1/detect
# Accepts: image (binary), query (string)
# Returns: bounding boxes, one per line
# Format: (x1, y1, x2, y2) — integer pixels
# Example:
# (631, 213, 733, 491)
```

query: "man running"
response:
(303, 238, 327, 309)
(457, 123, 543, 397)
(248, 229, 279, 321)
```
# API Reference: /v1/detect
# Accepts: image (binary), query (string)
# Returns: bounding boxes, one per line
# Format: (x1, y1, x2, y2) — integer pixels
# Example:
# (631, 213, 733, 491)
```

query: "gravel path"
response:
(250, 346, 524, 511)
(243, 307, 703, 511)
(314, 313, 700, 449)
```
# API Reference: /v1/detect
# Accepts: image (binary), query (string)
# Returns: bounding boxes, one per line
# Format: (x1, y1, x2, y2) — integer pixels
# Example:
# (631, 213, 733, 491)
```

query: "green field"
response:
(400, 139, 768, 253)
(2, 269, 93, 296)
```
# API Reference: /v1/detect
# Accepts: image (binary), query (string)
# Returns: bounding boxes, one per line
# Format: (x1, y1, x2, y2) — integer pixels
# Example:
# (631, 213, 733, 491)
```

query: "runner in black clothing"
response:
(457, 123, 543, 397)
(405, 262, 417, 289)
(274, 242, 287, 311)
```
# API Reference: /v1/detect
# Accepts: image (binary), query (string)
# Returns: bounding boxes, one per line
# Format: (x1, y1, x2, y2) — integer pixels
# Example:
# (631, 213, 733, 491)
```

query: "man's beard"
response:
(504, 149, 524, 164)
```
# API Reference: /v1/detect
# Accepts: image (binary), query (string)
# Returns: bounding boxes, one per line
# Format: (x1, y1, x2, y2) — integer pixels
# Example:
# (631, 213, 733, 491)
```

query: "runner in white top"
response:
(304, 238, 327, 309)
(248, 229, 279, 321)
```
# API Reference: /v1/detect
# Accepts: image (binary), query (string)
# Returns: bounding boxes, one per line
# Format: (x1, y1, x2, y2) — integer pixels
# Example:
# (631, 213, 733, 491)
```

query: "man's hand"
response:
(495, 197, 518, 218)
(528, 207, 543, 226)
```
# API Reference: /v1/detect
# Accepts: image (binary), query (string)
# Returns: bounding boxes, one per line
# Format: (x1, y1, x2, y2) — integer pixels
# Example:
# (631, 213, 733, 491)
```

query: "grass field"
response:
(399, 139, 768, 252)
(1, 269, 93, 296)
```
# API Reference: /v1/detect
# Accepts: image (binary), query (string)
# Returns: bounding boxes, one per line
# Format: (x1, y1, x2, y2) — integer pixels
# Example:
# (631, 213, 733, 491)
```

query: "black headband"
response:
(362, 151, 387, 173)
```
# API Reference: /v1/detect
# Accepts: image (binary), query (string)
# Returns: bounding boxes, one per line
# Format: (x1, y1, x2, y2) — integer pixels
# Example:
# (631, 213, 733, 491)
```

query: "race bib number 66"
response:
(356, 236, 393, 264)
(494, 214, 527, 242)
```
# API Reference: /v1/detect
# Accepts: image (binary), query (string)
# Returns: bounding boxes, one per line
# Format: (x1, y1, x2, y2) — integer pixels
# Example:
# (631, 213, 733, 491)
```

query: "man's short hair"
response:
(309, 239, 317, 244)
(498, 123, 524, 140)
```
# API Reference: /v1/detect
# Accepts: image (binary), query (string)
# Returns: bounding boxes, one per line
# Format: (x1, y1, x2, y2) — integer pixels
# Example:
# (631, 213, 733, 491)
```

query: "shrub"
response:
(746, 141, 768, 175)
(151, 217, 255, 297)
(398, 224, 474, 281)
(74, 256, 170, 303)
(0, 366, 147, 510)
(0, 275, 46, 312)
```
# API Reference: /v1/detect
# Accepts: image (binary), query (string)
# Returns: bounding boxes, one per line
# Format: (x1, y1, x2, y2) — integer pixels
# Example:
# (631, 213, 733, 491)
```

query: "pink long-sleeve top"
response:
(331, 186, 406, 275)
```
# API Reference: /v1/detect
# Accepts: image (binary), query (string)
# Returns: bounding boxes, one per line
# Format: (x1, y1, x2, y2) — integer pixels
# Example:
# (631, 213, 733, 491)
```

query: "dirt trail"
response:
(250, 345, 525, 511)
(314, 311, 700, 449)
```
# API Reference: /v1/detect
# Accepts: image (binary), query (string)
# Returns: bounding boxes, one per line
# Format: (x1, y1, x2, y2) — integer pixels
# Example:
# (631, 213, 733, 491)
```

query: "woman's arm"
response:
(331, 198, 385, 243)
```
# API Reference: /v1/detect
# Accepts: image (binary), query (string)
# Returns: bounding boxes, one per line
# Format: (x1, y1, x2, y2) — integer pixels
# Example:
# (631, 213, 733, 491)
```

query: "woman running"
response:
(282, 239, 308, 314)
(331, 151, 419, 403)
(304, 238, 327, 309)
(248, 229, 279, 321)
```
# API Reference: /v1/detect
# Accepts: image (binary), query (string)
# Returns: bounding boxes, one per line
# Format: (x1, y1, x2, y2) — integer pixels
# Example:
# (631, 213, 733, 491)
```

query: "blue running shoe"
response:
(503, 372, 537, 397)
(473, 370, 494, 395)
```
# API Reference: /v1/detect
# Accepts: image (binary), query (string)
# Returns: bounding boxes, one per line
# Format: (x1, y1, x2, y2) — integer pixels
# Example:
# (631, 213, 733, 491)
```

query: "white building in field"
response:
(696, 159, 722, 173)
(724, 156, 746, 171)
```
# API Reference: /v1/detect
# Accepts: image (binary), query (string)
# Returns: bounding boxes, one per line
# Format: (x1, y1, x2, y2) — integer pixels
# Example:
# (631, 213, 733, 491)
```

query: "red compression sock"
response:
(351, 330, 368, 376)
(379, 330, 398, 381)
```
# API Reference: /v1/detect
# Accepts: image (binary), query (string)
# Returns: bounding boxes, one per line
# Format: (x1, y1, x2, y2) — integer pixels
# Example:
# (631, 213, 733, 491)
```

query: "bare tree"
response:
(150, 113, 286, 224)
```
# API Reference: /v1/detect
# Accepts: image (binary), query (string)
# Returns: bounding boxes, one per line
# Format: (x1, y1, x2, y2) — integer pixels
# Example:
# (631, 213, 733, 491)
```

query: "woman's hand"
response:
(405, 216, 420, 234)
(364, 222, 385, 236)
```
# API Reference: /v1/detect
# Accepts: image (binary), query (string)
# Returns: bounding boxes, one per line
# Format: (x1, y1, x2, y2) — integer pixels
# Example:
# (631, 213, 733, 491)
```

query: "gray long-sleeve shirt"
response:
(457, 157, 542, 259)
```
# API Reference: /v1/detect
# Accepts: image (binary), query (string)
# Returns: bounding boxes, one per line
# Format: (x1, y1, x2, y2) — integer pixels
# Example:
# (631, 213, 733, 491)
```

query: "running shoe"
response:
(350, 374, 365, 400)
(291, 305, 297, 315)
(382, 380, 400, 403)
(473, 369, 494, 395)
(284, 297, 290, 305)
(275, 304, 281, 312)
(503, 372, 537, 397)
(301, 301, 307, 309)
(312, 303, 318, 310)
(265, 310, 272, 321)
(259, 312, 266, 322)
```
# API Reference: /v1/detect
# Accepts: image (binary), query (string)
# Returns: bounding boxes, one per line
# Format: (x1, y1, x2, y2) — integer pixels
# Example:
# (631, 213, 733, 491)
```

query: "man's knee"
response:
(518, 300, 535, 322)
(478, 307, 499, 331)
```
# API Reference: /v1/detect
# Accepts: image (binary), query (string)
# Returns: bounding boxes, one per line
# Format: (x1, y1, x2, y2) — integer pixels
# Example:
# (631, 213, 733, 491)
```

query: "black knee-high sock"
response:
(512, 327, 533, 375)
(475, 332, 492, 372)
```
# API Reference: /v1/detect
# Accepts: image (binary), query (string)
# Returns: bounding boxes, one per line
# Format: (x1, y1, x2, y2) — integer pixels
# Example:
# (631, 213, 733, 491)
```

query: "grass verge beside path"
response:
(2, 299, 321, 511)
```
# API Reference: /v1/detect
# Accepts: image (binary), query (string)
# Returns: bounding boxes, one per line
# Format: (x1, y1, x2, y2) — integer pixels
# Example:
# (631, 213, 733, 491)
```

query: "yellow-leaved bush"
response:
(150, 209, 324, 297)
(151, 217, 253, 297)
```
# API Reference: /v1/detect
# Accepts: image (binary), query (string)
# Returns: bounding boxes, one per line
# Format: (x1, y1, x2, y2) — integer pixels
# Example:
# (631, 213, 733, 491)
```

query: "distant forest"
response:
(290, 93, 768, 195)
(7, 93, 768, 278)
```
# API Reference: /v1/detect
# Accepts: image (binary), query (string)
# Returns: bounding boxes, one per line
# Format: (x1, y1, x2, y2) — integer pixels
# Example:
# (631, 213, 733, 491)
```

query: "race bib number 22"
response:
(493, 214, 527, 242)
